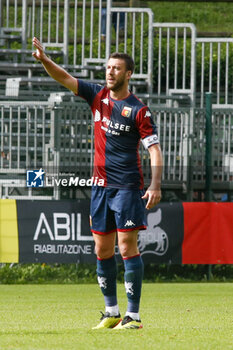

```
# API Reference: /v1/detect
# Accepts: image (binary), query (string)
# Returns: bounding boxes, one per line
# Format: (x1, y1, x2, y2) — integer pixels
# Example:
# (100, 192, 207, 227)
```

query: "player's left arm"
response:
(142, 144, 163, 210)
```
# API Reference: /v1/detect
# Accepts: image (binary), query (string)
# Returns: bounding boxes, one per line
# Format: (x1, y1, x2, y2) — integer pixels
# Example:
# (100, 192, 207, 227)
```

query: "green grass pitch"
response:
(0, 283, 232, 350)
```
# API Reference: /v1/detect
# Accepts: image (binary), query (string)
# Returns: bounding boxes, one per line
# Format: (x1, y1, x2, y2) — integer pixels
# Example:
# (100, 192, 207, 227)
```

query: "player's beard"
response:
(106, 74, 126, 92)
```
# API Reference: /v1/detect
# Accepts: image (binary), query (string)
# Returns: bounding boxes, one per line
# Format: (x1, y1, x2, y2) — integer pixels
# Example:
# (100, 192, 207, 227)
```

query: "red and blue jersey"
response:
(77, 79, 159, 189)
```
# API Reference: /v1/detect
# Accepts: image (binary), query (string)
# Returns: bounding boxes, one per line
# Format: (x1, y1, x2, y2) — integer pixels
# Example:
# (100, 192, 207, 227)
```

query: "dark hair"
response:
(108, 52, 135, 73)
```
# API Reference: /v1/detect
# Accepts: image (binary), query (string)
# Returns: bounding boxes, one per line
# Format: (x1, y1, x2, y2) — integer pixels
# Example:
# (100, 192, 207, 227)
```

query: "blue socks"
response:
(96, 255, 117, 307)
(96, 254, 144, 318)
(123, 254, 144, 313)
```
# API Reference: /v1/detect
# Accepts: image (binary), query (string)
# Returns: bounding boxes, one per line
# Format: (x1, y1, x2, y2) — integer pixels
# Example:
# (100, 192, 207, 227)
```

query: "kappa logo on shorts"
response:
(124, 220, 135, 227)
(121, 106, 132, 118)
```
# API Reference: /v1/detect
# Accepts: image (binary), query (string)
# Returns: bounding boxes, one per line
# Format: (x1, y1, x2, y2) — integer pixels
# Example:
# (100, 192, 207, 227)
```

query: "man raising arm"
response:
(32, 38, 163, 330)
(32, 37, 77, 94)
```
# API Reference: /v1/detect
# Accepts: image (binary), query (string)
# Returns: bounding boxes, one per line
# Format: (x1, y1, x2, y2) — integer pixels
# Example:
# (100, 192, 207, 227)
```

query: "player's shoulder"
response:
(77, 80, 109, 106)
(127, 94, 154, 122)
(77, 80, 108, 103)
(78, 79, 105, 92)
(128, 93, 148, 111)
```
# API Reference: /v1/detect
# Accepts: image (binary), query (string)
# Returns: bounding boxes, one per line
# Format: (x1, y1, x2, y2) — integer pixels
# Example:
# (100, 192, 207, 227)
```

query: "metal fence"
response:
(192, 107, 233, 183)
(0, 101, 52, 172)
(0, 1, 233, 200)
(55, 100, 93, 173)
(0, 98, 232, 199)
(0, 98, 94, 199)
(195, 38, 233, 107)
(0, 100, 56, 199)
(0, 0, 27, 42)
(142, 106, 191, 187)
(153, 23, 196, 106)
(1, 1, 233, 104)
(110, 7, 154, 93)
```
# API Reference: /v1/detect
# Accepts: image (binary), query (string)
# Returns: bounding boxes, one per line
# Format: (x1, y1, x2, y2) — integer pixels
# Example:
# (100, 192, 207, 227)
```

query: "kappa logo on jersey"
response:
(144, 110, 152, 118)
(125, 282, 134, 295)
(94, 109, 101, 122)
(138, 208, 169, 256)
(124, 220, 135, 227)
(97, 276, 107, 289)
(121, 106, 132, 118)
(101, 98, 109, 106)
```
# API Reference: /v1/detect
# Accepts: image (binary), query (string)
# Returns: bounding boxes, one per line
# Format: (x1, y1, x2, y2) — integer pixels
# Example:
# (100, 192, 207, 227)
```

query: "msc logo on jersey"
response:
(26, 169, 45, 187)
(121, 106, 132, 118)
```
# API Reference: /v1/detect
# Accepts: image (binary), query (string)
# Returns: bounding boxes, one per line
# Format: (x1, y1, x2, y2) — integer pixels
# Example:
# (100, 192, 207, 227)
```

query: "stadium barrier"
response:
(1, 1, 233, 104)
(0, 199, 232, 264)
(196, 37, 233, 107)
(0, 97, 232, 199)
(0, 0, 153, 91)
(0, 98, 93, 199)
(152, 23, 196, 107)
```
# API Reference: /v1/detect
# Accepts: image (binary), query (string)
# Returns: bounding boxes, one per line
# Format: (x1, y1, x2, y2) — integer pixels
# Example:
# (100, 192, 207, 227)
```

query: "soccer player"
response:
(32, 37, 163, 329)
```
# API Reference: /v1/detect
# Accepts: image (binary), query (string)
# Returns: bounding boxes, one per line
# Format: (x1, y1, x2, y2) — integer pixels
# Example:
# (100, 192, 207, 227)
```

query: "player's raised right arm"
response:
(32, 37, 78, 95)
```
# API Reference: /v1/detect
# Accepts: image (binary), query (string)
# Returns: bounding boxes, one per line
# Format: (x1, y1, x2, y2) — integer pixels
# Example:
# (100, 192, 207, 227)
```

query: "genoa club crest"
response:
(121, 106, 132, 118)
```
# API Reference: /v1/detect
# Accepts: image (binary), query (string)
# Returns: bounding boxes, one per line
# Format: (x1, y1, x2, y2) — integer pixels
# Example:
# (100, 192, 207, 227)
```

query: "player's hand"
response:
(32, 37, 46, 61)
(142, 187, 161, 210)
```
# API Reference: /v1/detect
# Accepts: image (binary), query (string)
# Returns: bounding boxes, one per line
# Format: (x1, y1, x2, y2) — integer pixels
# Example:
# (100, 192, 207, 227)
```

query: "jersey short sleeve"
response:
(77, 79, 103, 106)
(135, 106, 159, 149)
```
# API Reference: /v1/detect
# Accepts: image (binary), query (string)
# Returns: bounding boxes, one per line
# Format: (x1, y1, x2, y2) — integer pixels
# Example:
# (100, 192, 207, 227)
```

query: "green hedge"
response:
(0, 263, 232, 284)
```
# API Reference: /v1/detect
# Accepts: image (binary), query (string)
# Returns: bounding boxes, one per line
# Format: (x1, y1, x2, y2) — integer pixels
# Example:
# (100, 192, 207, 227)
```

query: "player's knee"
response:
(118, 242, 138, 259)
(118, 243, 128, 258)
(95, 244, 114, 259)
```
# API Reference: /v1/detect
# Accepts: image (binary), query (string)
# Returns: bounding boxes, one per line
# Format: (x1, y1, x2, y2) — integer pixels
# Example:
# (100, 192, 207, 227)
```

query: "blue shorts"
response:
(90, 187, 147, 235)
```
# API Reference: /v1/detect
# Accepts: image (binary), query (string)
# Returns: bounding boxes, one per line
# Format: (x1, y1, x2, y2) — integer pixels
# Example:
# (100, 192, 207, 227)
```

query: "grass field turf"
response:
(0, 283, 232, 350)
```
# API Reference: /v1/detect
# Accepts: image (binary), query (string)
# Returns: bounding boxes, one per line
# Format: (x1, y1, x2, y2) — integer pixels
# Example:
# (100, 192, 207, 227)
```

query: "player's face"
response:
(106, 58, 131, 91)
